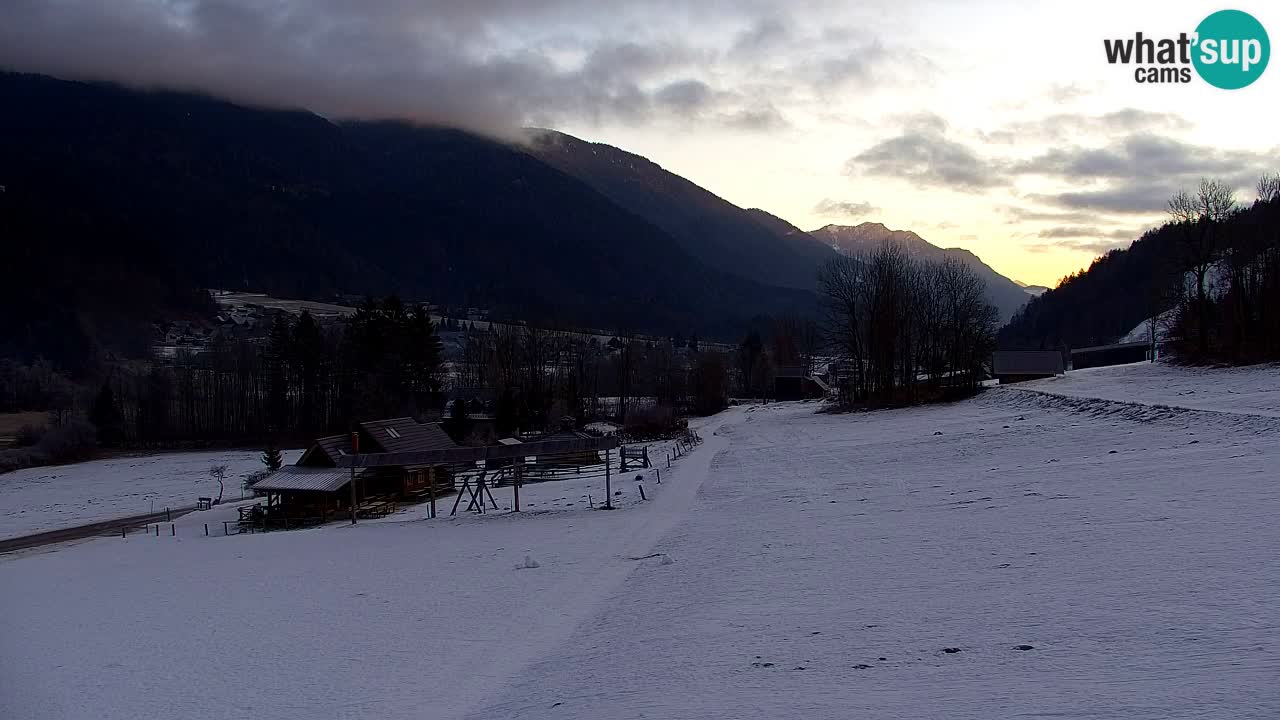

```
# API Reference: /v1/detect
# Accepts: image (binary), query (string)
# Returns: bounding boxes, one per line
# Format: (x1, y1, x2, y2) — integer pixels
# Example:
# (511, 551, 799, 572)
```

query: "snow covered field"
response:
(3, 365, 1280, 719)
(0, 448, 302, 540)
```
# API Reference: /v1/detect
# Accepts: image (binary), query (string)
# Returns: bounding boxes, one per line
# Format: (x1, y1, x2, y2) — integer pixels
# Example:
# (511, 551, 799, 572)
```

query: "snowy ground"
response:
(3, 368, 1280, 719)
(0, 448, 302, 540)
(1021, 360, 1280, 417)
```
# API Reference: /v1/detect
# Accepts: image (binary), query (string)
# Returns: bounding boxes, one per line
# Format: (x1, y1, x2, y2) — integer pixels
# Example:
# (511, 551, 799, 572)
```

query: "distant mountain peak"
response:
(527, 129, 836, 291)
(807, 221, 1030, 322)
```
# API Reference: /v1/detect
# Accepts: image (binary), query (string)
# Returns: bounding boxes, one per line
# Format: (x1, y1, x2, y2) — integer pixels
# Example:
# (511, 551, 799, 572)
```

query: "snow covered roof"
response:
(253, 466, 360, 493)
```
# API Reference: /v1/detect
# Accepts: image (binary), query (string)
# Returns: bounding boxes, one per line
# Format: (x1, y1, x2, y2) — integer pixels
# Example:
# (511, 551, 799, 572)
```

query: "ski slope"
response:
(3, 366, 1279, 719)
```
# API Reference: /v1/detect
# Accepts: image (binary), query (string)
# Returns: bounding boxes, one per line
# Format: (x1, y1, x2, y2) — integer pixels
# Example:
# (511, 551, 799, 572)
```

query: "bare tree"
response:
(209, 464, 229, 505)
(1167, 178, 1238, 356)
(1258, 173, 1280, 204)
(818, 246, 996, 407)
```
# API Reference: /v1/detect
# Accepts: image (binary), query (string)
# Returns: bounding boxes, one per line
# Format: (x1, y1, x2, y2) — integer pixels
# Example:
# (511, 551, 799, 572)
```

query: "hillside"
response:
(999, 196, 1280, 353)
(809, 223, 1030, 322)
(528, 130, 836, 290)
(0, 73, 818, 372)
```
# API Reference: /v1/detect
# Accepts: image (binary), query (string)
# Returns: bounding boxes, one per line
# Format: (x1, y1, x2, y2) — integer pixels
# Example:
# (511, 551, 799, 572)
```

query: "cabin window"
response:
(386, 427, 401, 439)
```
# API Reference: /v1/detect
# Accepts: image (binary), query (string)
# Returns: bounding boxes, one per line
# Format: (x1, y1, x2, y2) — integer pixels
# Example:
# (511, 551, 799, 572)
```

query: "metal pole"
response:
(605, 449, 613, 509)
(428, 466, 437, 519)
(349, 432, 359, 525)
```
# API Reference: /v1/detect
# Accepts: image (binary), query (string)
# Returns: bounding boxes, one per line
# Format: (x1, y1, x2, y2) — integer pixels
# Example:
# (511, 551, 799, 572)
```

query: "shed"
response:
(774, 364, 825, 401)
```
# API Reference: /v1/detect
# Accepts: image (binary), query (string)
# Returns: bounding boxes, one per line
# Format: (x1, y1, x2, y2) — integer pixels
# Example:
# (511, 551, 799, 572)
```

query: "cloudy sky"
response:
(2, 0, 1275, 286)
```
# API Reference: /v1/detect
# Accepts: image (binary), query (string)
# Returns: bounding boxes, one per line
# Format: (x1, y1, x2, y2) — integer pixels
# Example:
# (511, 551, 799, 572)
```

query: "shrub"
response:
(623, 405, 685, 440)
(0, 418, 97, 474)
(36, 418, 97, 463)
(15, 423, 46, 448)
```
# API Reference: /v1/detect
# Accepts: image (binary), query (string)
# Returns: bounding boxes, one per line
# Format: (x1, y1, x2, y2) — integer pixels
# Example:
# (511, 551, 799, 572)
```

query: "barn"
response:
(992, 350, 1065, 384)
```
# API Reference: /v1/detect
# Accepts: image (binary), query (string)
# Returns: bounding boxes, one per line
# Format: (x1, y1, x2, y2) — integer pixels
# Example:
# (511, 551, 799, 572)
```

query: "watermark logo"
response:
(1104, 9, 1269, 88)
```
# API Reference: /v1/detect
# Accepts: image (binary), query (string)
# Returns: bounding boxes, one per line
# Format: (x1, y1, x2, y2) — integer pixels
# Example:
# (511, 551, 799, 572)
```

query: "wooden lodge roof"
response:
(253, 466, 360, 493)
(302, 434, 353, 466)
(359, 417, 456, 454)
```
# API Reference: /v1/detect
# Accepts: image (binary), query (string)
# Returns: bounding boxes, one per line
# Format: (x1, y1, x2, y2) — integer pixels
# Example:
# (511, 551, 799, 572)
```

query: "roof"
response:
(300, 434, 352, 466)
(992, 350, 1064, 376)
(359, 418, 456, 454)
(775, 364, 809, 378)
(253, 466, 361, 493)
(539, 429, 593, 442)
(1070, 341, 1151, 355)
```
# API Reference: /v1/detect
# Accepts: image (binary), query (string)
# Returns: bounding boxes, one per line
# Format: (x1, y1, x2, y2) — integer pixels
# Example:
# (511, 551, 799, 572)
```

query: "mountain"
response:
(527, 130, 836, 290)
(808, 223, 1031, 322)
(1016, 282, 1050, 297)
(0, 72, 818, 372)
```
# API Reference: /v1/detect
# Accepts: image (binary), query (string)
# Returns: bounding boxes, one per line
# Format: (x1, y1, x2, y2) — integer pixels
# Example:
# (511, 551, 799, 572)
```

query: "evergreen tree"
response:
(262, 440, 283, 471)
(495, 386, 519, 435)
(290, 310, 326, 434)
(88, 382, 123, 446)
(263, 314, 292, 431)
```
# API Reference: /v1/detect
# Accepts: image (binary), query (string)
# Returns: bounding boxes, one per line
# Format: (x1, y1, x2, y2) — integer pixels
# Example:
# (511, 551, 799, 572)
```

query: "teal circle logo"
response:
(1193, 9, 1270, 89)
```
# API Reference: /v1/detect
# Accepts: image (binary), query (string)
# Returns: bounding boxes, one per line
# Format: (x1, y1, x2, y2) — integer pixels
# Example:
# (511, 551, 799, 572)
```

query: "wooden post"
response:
(204, 523, 209, 536)
(513, 462, 522, 512)
(638, 484, 646, 501)
(349, 432, 359, 525)
(428, 466, 437, 519)
(604, 449, 613, 509)
(165, 507, 171, 523)
(656, 469, 661, 484)
(122, 527, 127, 539)
(170, 523, 175, 536)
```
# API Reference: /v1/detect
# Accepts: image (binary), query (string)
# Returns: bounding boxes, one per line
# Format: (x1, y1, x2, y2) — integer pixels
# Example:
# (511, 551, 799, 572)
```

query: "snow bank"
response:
(1019, 360, 1280, 417)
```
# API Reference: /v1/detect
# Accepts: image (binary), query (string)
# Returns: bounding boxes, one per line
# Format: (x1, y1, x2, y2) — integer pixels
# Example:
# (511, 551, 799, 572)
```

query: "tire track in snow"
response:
(456, 408, 740, 720)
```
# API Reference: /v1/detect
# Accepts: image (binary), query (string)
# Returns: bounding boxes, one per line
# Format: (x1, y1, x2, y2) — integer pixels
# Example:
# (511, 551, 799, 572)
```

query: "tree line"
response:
(454, 324, 730, 436)
(1163, 176, 1280, 362)
(1, 297, 445, 459)
(1000, 174, 1280, 364)
(818, 244, 998, 407)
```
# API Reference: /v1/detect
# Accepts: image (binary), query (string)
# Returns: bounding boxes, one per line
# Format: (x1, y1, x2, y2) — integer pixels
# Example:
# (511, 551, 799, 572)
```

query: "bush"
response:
(15, 423, 46, 448)
(0, 448, 44, 474)
(622, 405, 686, 441)
(0, 418, 97, 474)
(39, 419, 98, 463)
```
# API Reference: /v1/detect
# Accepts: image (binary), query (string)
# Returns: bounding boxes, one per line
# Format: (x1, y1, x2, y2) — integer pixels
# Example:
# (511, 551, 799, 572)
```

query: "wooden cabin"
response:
(252, 417, 458, 525)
